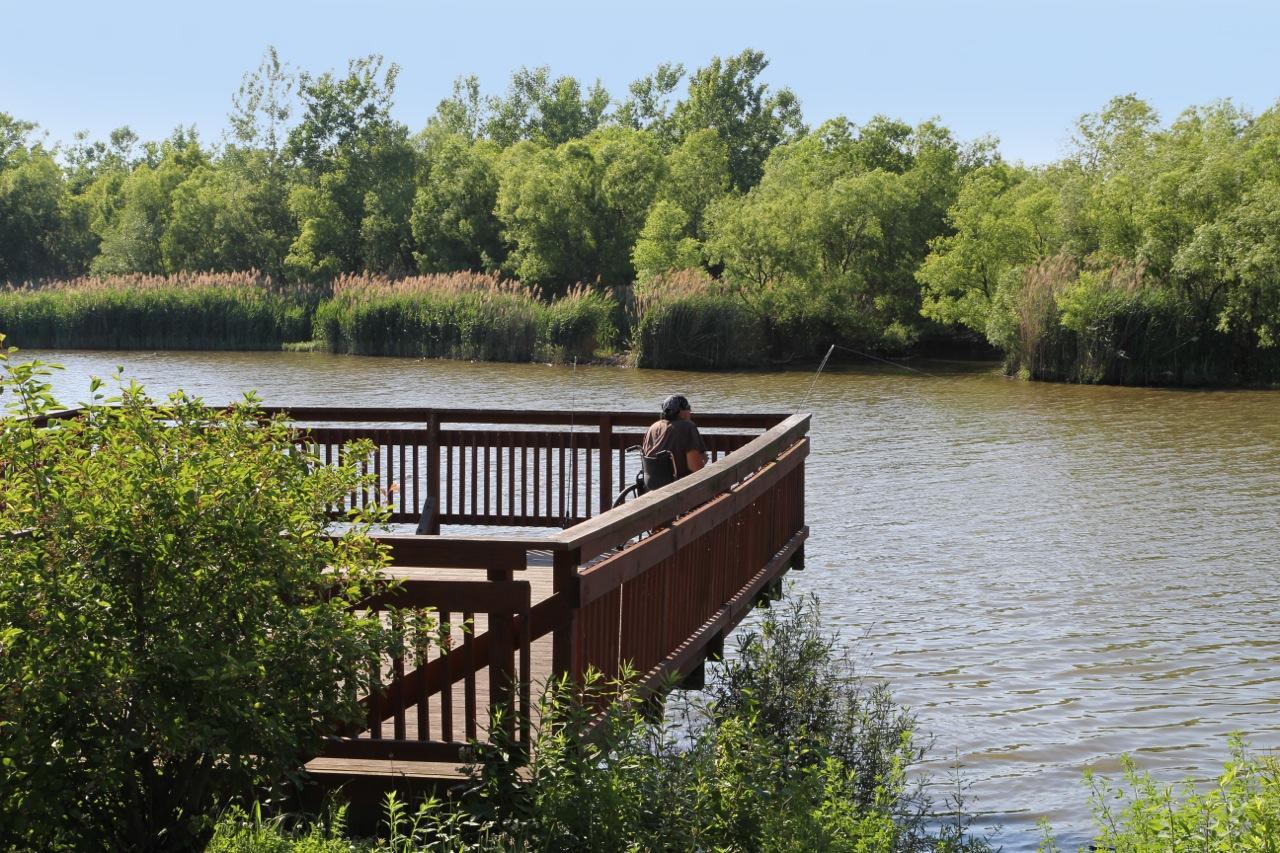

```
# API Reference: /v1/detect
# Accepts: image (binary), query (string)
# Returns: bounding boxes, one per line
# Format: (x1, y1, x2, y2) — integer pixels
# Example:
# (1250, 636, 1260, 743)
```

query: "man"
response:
(641, 394, 707, 486)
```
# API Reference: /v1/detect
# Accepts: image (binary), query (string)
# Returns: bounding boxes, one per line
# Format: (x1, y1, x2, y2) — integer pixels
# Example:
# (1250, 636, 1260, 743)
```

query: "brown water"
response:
(16, 349, 1280, 848)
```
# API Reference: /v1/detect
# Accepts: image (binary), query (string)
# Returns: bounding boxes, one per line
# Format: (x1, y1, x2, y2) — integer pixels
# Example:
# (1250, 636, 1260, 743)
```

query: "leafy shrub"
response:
(314, 272, 543, 361)
(205, 594, 995, 851)
(0, 343, 390, 851)
(1037, 737, 1280, 852)
(540, 285, 619, 362)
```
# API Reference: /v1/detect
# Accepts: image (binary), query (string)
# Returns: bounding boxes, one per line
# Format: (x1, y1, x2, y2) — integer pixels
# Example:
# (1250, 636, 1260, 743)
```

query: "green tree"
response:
(0, 116, 91, 281)
(410, 133, 504, 272)
(91, 133, 208, 275)
(284, 55, 417, 278)
(671, 50, 805, 191)
(496, 128, 664, 291)
(0, 350, 390, 850)
(916, 163, 1060, 332)
(484, 67, 610, 147)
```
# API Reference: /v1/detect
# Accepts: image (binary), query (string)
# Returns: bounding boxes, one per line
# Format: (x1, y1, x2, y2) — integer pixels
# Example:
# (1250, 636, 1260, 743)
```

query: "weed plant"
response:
(209, 594, 995, 852)
(632, 269, 768, 369)
(996, 257, 1280, 386)
(0, 272, 313, 350)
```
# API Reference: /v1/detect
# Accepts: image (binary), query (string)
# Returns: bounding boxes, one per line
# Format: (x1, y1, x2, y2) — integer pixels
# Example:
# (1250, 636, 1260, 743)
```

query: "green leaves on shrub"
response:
(0, 340, 391, 850)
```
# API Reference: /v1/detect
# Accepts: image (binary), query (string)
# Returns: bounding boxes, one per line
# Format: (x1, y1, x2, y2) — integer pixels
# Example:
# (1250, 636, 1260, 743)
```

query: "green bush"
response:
(0, 343, 390, 851)
(1038, 737, 1280, 852)
(539, 286, 620, 362)
(205, 595, 995, 852)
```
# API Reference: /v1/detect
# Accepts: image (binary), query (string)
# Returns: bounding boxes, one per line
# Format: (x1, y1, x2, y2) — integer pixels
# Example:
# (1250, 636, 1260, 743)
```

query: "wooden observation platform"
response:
(271, 407, 810, 798)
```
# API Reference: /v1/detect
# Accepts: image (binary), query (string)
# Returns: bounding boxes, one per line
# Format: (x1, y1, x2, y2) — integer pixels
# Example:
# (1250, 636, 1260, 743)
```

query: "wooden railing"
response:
(276, 408, 783, 531)
(32, 404, 808, 770)
(291, 407, 810, 770)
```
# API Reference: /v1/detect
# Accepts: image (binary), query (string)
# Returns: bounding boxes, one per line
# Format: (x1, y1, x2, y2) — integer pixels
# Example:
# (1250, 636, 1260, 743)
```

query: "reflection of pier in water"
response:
(277, 407, 809, 801)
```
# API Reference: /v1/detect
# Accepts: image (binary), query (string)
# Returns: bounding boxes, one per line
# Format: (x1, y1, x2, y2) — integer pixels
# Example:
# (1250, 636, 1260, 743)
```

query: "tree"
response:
(496, 128, 664, 291)
(484, 67, 610, 147)
(0, 351, 390, 850)
(617, 62, 685, 140)
(284, 55, 417, 278)
(410, 133, 504, 272)
(671, 50, 805, 191)
(916, 163, 1060, 333)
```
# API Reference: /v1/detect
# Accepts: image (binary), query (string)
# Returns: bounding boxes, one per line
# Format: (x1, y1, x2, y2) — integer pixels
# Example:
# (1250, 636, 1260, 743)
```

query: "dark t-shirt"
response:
(641, 418, 707, 478)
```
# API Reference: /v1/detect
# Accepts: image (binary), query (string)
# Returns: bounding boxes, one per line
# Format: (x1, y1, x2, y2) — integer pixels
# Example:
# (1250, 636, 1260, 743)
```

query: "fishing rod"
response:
(801, 342, 945, 408)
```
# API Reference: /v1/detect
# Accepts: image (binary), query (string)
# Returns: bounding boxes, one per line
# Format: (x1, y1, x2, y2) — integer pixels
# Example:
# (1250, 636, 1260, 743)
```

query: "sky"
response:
(3, 0, 1277, 165)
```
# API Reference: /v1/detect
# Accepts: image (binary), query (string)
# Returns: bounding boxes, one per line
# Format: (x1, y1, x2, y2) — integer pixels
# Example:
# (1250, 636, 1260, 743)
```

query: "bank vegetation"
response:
(2, 50, 1279, 384)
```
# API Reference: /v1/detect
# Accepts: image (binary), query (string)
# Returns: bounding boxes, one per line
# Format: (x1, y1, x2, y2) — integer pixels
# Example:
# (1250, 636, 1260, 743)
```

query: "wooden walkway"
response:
(270, 408, 810, 792)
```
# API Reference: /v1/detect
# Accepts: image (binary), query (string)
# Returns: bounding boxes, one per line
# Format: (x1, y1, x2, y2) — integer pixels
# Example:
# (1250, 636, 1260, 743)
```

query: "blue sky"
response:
(3, 0, 1276, 164)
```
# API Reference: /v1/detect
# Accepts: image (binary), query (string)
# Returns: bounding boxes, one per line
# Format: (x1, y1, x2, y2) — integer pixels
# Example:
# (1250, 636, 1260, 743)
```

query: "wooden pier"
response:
(271, 407, 810, 797)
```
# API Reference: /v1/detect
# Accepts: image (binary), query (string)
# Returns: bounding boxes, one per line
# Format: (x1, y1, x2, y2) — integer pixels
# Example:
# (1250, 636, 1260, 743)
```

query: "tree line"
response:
(2, 48, 1279, 382)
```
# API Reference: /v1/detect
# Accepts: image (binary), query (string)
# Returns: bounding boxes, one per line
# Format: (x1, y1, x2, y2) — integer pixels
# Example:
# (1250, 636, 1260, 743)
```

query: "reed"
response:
(0, 272, 312, 350)
(1004, 257, 1280, 386)
(316, 273, 621, 363)
(315, 272, 543, 361)
(631, 269, 768, 369)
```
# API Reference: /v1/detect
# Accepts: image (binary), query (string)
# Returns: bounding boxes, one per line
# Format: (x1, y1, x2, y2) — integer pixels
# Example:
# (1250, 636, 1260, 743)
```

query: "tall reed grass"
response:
(315, 273, 618, 363)
(1003, 257, 1280, 386)
(631, 269, 768, 369)
(0, 272, 313, 350)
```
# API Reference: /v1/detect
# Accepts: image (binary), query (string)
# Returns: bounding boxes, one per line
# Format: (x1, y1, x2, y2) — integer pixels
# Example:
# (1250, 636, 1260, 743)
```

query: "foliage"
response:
(0, 272, 313, 350)
(313, 272, 544, 361)
(540, 285, 619, 361)
(206, 593, 994, 852)
(0, 345, 391, 850)
(1036, 737, 1280, 852)
(921, 95, 1280, 385)
(631, 268, 768, 368)
(705, 117, 971, 357)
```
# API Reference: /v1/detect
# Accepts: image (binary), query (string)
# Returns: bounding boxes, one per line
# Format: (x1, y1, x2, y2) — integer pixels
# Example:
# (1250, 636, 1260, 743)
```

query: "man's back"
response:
(642, 417, 707, 479)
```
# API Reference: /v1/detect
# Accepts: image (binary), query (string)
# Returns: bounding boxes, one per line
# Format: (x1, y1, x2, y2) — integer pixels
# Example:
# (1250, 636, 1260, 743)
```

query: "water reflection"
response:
(17, 348, 1280, 850)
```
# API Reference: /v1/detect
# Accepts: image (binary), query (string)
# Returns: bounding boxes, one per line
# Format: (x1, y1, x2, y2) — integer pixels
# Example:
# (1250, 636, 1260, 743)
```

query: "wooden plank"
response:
(361, 579, 530, 613)
(319, 738, 465, 763)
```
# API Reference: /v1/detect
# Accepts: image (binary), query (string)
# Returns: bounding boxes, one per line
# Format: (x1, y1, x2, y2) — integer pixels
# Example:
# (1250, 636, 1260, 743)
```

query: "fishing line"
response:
(800, 342, 947, 409)
(562, 357, 578, 527)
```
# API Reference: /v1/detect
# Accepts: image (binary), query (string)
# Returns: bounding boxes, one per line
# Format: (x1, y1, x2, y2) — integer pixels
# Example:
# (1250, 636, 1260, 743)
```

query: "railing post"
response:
(598, 414, 612, 517)
(551, 548, 581, 682)
(487, 552, 521, 740)
(424, 412, 441, 534)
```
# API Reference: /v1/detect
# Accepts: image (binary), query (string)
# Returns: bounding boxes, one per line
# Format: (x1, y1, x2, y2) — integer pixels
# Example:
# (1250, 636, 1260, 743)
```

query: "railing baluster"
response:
(483, 442, 491, 521)
(463, 611, 477, 741)
(470, 436, 479, 519)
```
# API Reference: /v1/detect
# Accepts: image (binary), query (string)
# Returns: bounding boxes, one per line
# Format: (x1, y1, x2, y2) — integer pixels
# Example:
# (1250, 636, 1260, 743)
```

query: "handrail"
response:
(547, 412, 811, 558)
(25, 405, 789, 431)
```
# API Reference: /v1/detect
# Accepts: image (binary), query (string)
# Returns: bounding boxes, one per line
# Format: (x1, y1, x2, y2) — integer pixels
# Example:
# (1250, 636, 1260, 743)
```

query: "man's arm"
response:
(686, 448, 706, 473)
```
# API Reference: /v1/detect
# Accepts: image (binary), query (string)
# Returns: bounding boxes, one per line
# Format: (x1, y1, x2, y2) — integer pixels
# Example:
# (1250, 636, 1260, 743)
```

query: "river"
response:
(12, 348, 1280, 849)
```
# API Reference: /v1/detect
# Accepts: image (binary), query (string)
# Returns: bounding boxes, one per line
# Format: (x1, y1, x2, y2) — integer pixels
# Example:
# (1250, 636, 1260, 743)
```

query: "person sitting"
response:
(640, 394, 707, 489)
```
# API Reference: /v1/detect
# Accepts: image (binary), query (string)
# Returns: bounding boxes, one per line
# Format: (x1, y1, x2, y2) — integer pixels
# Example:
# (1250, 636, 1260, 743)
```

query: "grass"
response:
(631, 268, 768, 369)
(0, 272, 314, 350)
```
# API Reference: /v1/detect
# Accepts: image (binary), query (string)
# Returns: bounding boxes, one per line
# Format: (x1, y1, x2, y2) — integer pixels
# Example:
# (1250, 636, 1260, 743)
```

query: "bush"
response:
(1037, 737, 1280, 852)
(205, 594, 995, 851)
(631, 269, 768, 369)
(0, 343, 390, 851)
(314, 272, 543, 362)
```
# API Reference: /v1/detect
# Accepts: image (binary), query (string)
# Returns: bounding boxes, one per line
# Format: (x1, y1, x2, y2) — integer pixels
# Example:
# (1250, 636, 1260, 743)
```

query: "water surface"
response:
(16, 349, 1280, 849)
